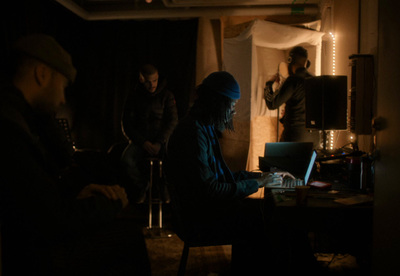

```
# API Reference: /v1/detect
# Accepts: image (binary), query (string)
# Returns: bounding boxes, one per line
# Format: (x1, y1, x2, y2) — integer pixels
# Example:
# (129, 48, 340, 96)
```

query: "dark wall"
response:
(1, 0, 198, 150)
(374, 0, 400, 273)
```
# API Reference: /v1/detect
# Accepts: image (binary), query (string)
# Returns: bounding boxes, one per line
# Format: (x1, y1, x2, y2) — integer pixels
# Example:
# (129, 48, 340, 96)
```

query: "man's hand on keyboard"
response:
(257, 172, 283, 188)
(259, 171, 299, 188)
(280, 171, 296, 180)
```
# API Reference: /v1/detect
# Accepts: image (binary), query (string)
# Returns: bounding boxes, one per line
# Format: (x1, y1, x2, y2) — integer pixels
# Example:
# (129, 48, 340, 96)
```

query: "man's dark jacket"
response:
(122, 77, 178, 146)
(264, 68, 319, 145)
(165, 114, 260, 240)
(0, 85, 123, 275)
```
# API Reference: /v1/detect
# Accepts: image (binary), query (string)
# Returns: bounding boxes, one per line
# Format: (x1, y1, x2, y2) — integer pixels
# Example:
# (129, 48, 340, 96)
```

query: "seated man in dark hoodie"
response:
(166, 71, 320, 275)
(0, 34, 150, 276)
(121, 64, 178, 203)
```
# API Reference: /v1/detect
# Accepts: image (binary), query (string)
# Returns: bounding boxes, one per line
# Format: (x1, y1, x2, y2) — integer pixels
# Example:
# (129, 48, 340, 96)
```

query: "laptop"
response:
(265, 150, 317, 189)
(260, 142, 314, 176)
(264, 141, 313, 158)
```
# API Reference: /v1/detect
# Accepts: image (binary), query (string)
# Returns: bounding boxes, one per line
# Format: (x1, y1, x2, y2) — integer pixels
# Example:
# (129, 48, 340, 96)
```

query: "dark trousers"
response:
(2, 218, 151, 276)
(120, 142, 168, 203)
(53, 218, 151, 276)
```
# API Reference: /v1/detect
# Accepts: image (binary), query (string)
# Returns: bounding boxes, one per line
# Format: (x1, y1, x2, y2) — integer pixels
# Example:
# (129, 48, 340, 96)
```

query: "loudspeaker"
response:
(349, 54, 374, 134)
(305, 75, 348, 130)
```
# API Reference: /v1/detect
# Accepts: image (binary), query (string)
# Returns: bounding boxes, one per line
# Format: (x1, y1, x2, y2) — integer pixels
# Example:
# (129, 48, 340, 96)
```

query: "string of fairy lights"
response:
(325, 31, 355, 151)
(328, 32, 336, 151)
(330, 32, 336, 76)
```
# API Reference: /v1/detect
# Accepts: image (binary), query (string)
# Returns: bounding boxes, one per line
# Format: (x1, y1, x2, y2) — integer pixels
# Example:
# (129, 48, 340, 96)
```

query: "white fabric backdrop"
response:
(223, 19, 325, 171)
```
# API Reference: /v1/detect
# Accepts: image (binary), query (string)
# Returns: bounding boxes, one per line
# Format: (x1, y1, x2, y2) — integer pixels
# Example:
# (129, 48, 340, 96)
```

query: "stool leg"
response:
(158, 160, 163, 228)
(148, 160, 153, 229)
(158, 201, 163, 228)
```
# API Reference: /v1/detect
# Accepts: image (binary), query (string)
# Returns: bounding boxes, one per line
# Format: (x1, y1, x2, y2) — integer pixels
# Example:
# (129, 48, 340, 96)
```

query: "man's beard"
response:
(215, 117, 234, 132)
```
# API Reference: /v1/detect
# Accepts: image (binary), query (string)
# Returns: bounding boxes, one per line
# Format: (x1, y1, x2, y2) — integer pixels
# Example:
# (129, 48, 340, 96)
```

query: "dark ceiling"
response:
(56, 0, 321, 20)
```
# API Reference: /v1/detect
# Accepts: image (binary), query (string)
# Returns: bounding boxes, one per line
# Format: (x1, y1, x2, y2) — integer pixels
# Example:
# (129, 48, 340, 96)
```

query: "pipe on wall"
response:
(56, 0, 320, 21)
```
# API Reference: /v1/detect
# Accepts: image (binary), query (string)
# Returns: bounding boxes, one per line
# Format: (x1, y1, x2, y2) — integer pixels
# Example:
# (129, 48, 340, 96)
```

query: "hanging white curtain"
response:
(223, 19, 325, 171)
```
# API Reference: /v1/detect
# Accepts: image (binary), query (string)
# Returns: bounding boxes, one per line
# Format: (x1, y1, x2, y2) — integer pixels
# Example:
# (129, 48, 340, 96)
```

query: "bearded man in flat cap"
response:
(0, 34, 149, 275)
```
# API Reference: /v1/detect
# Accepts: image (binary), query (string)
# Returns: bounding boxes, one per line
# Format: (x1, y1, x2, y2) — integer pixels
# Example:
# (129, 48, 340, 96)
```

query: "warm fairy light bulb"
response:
(329, 131, 334, 150)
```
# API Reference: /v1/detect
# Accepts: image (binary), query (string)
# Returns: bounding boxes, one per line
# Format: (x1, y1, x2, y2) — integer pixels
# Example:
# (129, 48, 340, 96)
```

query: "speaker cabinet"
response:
(305, 75, 348, 130)
(349, 54, 374, 134)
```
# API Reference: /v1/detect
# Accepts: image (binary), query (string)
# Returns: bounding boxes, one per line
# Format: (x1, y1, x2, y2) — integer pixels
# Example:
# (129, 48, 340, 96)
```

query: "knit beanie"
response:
(201, 71, 240, 100)
(13, 33, 77, 83)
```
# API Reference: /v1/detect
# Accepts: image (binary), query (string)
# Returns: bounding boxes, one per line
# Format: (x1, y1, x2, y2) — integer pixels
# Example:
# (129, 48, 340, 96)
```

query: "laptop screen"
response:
(304, 150, 317, 185)
(261, 142, 314, 177)
(264, 142, 313, 158)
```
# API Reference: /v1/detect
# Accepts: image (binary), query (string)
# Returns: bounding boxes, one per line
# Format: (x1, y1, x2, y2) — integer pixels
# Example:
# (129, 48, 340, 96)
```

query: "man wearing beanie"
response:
(0, 34, 150, 275)
(165, 71, 289, 274)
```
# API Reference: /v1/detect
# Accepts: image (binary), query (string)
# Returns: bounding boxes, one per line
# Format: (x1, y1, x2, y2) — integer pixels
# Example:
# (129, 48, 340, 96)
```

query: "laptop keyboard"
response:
(282, 178, 304, 188)
(266, 178, 304, 189)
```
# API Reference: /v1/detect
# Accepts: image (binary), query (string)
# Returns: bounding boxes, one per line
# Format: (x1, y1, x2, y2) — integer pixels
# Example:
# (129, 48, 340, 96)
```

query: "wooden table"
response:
(263, 185, 374, 262)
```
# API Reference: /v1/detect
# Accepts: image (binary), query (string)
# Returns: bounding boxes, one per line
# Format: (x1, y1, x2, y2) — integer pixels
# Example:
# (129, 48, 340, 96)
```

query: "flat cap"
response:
(13, 34, 77, 83)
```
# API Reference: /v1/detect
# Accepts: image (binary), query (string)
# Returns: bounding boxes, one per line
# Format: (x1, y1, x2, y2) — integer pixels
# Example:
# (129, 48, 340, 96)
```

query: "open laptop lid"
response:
(264, 142, 313, 157)
(262, 142, 314, 176)
(304, 150, 317, 185)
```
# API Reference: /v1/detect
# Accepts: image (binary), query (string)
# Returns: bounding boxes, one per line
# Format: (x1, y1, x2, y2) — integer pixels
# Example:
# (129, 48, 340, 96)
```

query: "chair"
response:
(164, 177, 232, 276)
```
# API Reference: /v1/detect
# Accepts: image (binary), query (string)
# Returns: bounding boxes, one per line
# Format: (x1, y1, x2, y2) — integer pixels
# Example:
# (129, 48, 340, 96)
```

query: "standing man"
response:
(0, 34, 149, 275)
(264, 46, 320, 148)
(121, 64, 178, 203)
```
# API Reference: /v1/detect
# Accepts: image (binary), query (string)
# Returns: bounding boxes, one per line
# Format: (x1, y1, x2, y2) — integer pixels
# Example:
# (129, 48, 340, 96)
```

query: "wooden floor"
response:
(133, 204, 369, 276)
(128, 203, 231, 276)
(143, 228, 368, 276)
(144, 230, 232, 276)
(0, 203, 369, 276)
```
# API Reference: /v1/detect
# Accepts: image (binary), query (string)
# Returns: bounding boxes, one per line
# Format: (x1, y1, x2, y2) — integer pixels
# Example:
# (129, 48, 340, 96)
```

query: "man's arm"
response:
(167, 122, 259, 201)
(264, 77, 297, 110)
(0, 127, 125, 242)
(121, 91, 147, 146)
(156, 91, 178, 145)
